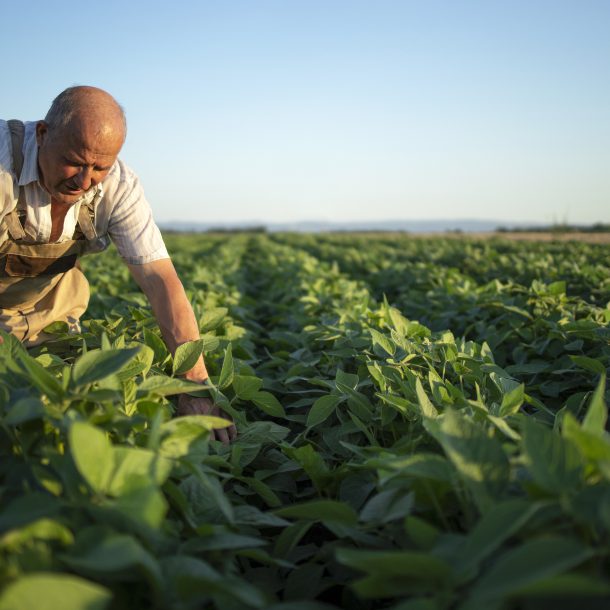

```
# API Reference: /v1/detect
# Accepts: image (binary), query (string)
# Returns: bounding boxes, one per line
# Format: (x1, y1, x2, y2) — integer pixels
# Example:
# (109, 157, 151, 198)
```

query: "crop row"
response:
(0, 233, 609, 610)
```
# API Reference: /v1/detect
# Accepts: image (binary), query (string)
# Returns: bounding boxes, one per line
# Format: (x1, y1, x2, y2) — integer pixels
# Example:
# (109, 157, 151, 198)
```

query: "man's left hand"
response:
(176, 394, 238, 444)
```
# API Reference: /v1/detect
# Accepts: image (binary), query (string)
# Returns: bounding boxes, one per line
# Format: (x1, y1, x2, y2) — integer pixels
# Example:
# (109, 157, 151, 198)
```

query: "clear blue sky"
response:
(4, 0, 609, 225)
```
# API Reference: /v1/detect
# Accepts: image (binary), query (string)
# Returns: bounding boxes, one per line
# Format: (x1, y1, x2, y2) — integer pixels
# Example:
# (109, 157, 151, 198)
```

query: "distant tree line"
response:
(496, 223, 610, 233)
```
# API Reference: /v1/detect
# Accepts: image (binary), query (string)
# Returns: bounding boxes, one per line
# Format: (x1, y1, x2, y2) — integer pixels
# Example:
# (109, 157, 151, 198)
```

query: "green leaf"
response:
(469, 537, 595, 602)
(252, 391, 285, 417)
(562, 413, 610, 467)
(345, 388, 374, 422)
(404, 516, 440, 551)
(284, 563, 325, 601)
(0, 518, 74, 549)
(276, 500, 358, 526)
(430, 410, 509, 511)
(498, 383, 525, 417)
(182, 532, 266, 552)
(416, 378, 438, 418)
(172, 339, 204, 376)
(3, 397, 46, 425)
(189, 470, 235, 524)
(457, 500, 542, 577)
(159, 417, 218, 458)
(137, 375, 205, 398)
(107, 447, 173, 495)
(522, 418, 583, 494)
(360, 489, 414, 524)
(233, 374, 263, 400)
(237, 476, 283, 508)
(306, 394, 340, 427)
(71, 348, 140, 387)
(336, 547, 451, 579)
(110, 484, 168, 528)
(161, 554, 267, 608)
(69, 422, 114, 493)
(582, 374, 607, 435)
(273, 521, 313, 558)
(17, 353, 64, 401)
(143, 328, 169, 362)
(0, 493, 61, 533)
(570, 356, 607, 375)
(218, 343, 234, 389)
(62, 534, 163, 589)
(284, 444, 330, 492)
(370, 328, 395, 356)
(199, 306, 228, 331)
(335, 369, 360, 391)
(0, 573, 111, 610)
(512, 573, 610, 598)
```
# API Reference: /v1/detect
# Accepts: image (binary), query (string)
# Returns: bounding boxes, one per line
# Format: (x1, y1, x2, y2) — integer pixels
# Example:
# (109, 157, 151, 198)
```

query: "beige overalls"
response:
(0, 120, 109, 345)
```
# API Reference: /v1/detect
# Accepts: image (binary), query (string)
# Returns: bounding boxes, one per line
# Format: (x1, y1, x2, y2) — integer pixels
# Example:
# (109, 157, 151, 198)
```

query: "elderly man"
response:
(0, 85, 236, 442)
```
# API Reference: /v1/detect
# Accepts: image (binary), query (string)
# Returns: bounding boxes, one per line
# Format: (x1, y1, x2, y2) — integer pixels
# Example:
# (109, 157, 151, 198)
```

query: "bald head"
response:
(36, 86, 127, 205)
(44, 86, 126, 145)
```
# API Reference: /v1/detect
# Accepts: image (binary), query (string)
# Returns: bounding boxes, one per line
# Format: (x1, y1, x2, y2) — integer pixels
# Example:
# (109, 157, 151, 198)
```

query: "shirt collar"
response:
(19, 121, 41, 187)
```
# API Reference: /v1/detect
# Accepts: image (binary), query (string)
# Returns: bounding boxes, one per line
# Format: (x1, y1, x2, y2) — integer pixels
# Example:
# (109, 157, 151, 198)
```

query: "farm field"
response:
(1, 232, 610, 610)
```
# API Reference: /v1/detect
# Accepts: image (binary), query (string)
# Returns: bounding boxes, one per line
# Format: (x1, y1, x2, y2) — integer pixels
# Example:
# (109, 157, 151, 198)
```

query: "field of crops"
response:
(1, 232, 610, 610)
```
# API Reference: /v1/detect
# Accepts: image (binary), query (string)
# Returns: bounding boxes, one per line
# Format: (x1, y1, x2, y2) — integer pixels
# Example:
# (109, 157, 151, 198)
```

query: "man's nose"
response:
(74, 167, 94, 190)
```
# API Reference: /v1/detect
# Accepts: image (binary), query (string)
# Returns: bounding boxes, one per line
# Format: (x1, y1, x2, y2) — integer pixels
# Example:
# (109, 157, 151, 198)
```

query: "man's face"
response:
(36, 120, 124, 205)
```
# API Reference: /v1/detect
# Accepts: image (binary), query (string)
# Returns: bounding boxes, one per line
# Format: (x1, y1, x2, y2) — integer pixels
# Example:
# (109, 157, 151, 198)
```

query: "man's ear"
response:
(36, 121, 49, 147)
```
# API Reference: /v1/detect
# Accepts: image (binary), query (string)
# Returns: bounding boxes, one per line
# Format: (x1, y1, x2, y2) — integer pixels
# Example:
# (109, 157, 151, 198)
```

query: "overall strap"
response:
(7, 120, 25, 179)
(5, 120, 27, 241)
(76, 192, 100, 241)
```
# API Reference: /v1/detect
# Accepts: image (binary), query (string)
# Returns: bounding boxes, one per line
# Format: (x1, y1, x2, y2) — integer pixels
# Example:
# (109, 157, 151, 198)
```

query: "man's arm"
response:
(127, 258, 237, 443)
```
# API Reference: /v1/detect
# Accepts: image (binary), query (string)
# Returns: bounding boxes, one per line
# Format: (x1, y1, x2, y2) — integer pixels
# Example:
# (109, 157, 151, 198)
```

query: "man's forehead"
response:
(59, 121, 124, 158)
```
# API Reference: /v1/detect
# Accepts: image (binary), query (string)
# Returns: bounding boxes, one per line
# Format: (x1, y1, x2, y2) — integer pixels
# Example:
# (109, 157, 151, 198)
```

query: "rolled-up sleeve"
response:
(102, 160, 169, 265)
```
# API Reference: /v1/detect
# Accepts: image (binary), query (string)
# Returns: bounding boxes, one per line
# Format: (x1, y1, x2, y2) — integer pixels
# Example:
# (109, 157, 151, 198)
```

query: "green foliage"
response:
(2, 233, 610, 609)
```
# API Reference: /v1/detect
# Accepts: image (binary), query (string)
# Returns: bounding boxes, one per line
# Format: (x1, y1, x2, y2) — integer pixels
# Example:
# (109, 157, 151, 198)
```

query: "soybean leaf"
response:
(570, 356, 607, 375)
(0, 573, 111, 610)
(429, 410, 509, 511)
(336, 547, 452, 580)
(0, 493, 61, 533)
(71, 347, 141, 387)
(276, 500, 358, 526)
(582, 374, 607, 435)
(307, 394, 341, 428)
(457, 499, 543, 577)
(218, 344, 234, 389)
(17, 353, 64, 401)
(498, 384, 525, 417)
(137, 375, 206, 398)
(468, 538, 595, 603)
(252, 391, 285, 417)
(61, 534, 163, 590)
(522, 418, 583, 494)
(416, 378, 438, 419)
(69, 422, 114, 494)
(172, 339, 204, 376)
(233, 375, 263, 400)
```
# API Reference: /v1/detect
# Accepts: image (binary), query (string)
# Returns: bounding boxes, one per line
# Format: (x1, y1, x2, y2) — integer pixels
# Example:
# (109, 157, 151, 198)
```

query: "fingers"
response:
(228, 422, 238, 442)
(215, 426, 230, 445)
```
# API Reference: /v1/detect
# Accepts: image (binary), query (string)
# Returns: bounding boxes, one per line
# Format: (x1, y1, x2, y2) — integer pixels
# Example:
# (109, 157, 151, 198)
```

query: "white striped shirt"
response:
(0, 120, 169, 264)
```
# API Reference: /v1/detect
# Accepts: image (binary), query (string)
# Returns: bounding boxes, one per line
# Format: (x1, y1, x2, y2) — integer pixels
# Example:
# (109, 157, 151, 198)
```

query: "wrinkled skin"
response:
(36, 88, 125, 206)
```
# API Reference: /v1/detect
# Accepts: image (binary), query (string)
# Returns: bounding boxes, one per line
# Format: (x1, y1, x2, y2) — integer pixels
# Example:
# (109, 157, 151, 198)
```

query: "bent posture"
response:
(0, 86, 235, 442)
